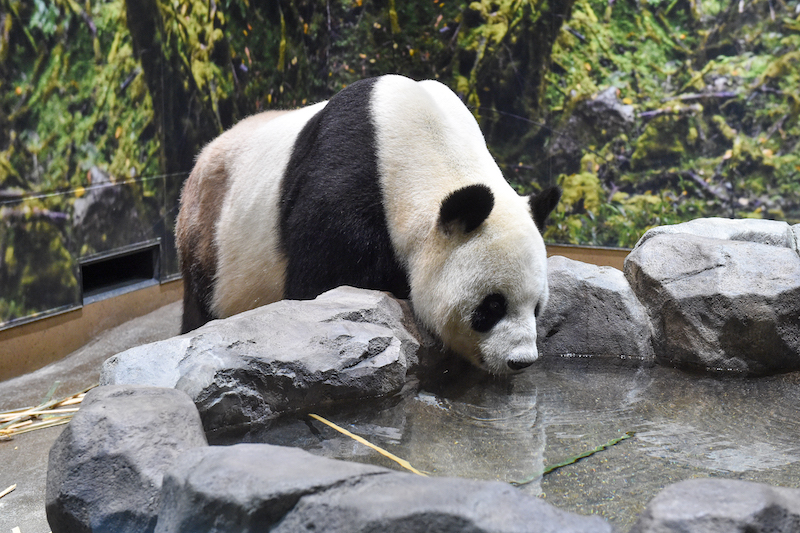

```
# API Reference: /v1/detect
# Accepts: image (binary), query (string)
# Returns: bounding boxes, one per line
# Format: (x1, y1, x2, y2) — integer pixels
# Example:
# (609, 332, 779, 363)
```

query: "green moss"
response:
(2, 0, 800, 324)
(631, 114, 691, 170)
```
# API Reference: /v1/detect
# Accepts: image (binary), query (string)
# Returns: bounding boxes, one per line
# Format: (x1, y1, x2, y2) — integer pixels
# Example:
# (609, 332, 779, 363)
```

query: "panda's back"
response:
(211, 101, 327, 316)
(277, 78, 411, 301)
(213, 78, 410, 317)
(207, 74, 514, 320)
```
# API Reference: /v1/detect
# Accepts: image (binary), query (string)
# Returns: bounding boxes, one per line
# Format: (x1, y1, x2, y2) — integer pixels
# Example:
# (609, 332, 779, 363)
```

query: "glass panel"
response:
(0, 171, 185, 330)
(160, 172, 186, 281)
(0, 191, 80, 326)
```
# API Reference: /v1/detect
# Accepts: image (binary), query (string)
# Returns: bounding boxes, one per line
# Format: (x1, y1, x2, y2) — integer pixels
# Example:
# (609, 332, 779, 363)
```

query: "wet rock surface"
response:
(538, 256, 654, 363)
(45, 385, 208, 533)
(625, 232, 800, 373)
(100, 287, 424, 436)
(629, 478, 800, 533)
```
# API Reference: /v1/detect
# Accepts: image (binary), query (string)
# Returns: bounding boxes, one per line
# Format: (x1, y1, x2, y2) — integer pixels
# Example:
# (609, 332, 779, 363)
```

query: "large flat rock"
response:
(100, 287, 422, 435)
(155, 443, 616, 533)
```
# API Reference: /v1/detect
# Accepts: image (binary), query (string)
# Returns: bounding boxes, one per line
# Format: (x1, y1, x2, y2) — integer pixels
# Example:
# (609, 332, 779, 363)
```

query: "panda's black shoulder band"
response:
(439, 184, 495, 235)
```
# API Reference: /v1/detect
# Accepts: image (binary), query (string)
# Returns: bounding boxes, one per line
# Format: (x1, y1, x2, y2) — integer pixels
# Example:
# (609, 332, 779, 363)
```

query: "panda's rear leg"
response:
(180, 276, 213, 334)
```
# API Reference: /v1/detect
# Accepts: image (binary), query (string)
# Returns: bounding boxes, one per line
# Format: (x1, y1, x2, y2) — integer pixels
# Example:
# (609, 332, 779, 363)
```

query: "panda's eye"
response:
(471, 293, 507, 333)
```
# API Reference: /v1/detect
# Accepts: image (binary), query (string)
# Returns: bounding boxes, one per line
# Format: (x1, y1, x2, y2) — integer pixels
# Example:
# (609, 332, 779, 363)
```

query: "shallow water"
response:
(249, 358, 800, 532)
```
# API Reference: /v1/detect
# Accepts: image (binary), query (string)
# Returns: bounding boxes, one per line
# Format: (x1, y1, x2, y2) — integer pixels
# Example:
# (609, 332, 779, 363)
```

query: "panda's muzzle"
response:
(507, 359, 535, 371)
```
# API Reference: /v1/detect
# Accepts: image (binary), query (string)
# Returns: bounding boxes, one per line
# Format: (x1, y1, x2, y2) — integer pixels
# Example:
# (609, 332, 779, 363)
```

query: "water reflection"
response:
(254, 359, 800, 531)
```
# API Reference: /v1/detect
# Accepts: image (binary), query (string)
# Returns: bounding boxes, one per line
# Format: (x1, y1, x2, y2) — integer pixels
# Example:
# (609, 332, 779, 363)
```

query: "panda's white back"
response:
(213, 102, 327, 317)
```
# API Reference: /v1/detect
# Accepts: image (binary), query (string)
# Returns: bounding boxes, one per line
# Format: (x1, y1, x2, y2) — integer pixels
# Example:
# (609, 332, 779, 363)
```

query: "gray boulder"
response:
(154, 444, 387, 532)
(538, 256, 654, 363)
(101, 287, 422, 435)
(793, 223, 800, 251)
(624, 233, 800, 373)
(630, 478, 800, 533)
(276, 469, 616, 533)
(156, 443, 615, 533)
(634, 217, 798, 253)
(46, 385, 208, 533)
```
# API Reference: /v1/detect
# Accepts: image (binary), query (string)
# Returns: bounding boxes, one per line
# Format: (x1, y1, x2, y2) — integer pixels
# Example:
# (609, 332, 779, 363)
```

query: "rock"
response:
(275, 469, 616, 533)
(101, 287, 423, 435)
(156, 443, 615, 533)
(538, 256, 654, 363)
(154, 444, 386, 532)
(634, 217, 797, 253)
(45, 385, 208, 533)
(624, 233, 800, 373)
(629, 478, 800, 533)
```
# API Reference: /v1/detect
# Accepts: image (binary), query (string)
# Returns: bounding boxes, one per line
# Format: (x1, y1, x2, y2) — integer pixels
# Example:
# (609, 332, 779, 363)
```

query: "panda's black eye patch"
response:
(471, 293, 507, 333)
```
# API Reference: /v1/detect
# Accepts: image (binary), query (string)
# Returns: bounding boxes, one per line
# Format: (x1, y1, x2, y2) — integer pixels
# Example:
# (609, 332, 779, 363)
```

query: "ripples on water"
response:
(251, 358, 800, 531)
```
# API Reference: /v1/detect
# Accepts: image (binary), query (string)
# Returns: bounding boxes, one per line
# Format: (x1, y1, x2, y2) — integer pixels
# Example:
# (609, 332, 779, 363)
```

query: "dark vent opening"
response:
(81, 245, 159, 301)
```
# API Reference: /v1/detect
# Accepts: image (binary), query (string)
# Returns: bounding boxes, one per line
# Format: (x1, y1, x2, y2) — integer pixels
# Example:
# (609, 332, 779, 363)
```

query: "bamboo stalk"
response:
(0, 383, 96, 439)
(0, 408, 80, 423)
(4, 420, 33, 431)
(19, 407, 81, 417)
(512, 431, 635, 487)
(12, 417, 72, 435)
(41, 380, 61, 404)
(0, 406, 34, 417)
(0, 484, 16, 499)
(58, 396, 85, 407)
(309, 414, 428, 477)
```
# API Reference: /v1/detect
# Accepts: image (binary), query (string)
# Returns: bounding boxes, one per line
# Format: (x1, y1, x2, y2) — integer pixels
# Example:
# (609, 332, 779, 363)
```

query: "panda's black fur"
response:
(279, 78, 410, 301)
(176, 74, 560, 374)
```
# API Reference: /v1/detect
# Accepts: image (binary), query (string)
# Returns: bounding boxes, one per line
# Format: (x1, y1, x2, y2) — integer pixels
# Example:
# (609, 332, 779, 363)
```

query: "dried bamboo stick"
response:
(0, 484, 16, 499)
(309, 414, 427, 477)
(18, 407, 81, 417)
(0, 383, 97, 438)
(4, 420, 34, 431)
(12, 417, 72, 435)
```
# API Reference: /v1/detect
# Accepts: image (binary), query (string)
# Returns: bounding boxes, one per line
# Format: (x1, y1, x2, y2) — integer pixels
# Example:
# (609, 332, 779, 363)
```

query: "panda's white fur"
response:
(371, 76, 549, 373)
(176, 74, 559, 374)
(213, 103, 326, 316)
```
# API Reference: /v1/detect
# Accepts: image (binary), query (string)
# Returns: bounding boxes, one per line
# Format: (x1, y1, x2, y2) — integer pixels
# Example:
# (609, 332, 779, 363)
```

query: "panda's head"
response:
(410, 184, 561, 375)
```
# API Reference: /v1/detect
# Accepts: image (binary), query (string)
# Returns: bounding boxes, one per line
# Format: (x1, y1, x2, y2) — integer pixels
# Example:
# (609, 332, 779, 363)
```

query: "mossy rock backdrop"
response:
(1, 0, 799, 323)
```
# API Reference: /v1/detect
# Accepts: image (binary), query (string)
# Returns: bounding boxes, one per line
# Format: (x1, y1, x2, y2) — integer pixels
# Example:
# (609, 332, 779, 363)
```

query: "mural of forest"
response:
(1, 0, 799, 326)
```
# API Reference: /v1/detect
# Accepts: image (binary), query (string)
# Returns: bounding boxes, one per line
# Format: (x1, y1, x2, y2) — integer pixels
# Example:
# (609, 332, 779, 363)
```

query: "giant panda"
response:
(176, 74, 561, 375)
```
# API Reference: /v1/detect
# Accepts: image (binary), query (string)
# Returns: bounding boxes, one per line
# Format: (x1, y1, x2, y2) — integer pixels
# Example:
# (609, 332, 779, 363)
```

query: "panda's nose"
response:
(507, 360, 534, 371)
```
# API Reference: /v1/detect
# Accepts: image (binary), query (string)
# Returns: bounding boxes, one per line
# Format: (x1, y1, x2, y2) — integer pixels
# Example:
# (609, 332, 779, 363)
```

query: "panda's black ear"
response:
(529, 186, 561, 231)
(439, 184, 494, 235)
